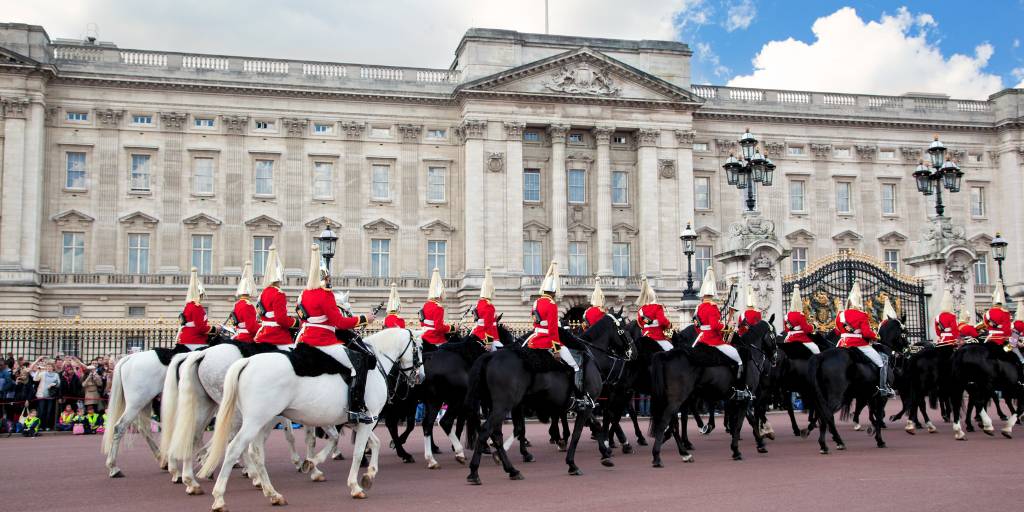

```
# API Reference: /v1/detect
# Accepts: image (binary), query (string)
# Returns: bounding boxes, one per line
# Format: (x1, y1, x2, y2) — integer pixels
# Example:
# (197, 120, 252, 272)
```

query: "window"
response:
(789, 180, 805, 212)
(254, 159, 274, 196)
(313, 123, 333, 135)
(193, 157, 215, 195)
(567, 169, 586, 203)
(370, 126, 391, 138)
(787, 146, 804, 156)
(836, 181, 852, 214)
(523, 241, 542, 275)
(130, 154, 151, 192)
(567, 133, 584, 144)
(427, 240, 447, 277)
(612, 243, 631, 277)
(66, 112, 88, 122)
(371, 164, 390, 200)
(370, 239, 390, 277)
(695, 245, 713, 283)
(694, 177, 711, 210)
(192, 235, 213, 275)
(61, 232, 85, 273)
(61, 305, 81, 317)
(194, 117, 215, 128)
(312, 162, 333, 200)
(969, 153, 983, 163)
(971, 186, 985, 217)
(613, 134, 629, 145)
(879, 149, 895, 160)
(427, 166, 446, 202)
(881, 183, 896, 215)
(252, 236, 272, 276)
(833, 147, 850, 158)
(791, 247, 807, 274)
(426, 129, 447, 139)
(523, 169, 541, 202)
(65, 152, 87, 189)
(974, 254, 989, 286)
(523, 131, 541, 142)
(127, 233, 150, 274)
(884, 249, 900, 272)
(131, 114, 153, 125)
(254, 120, 275, 130)
(692, 142, 708, 152)
(127, 306, 146, 317)
(568, 242, 588, 276)
(611, 171, 629, 205)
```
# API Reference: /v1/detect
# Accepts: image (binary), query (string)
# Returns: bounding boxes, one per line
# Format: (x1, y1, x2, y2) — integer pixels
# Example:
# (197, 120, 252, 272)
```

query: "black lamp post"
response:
(723, 128, 775, 211)
(317, 224, 338, 286)
(991, 232, 1008, 283)
(912, 135, 964, 216)
(680, 221, 698, 300)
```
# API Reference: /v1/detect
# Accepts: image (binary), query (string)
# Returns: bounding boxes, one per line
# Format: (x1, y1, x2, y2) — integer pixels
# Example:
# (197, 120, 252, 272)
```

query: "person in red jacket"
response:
(419, 268, 451, 349)
(471, 267, 499, 348)
(296, 245, 376, 423)
(254, 246, 299, 350)
(984, 282, 1024, 366)
(383, 282, 406, 328)
(583, 278, 606, 328)
(230, 261, 260, 343)
(835, 282, 894, 397)
(636, 277, 672, 351)
(783, 284, 819, 355)
(958, 308, 980, 343)
(526, 262, 591, 407)
(693, 267, 748, 399)
(178, 267, 214, 349)
(933, 288, 959, 348)
(737, 285, 763, 337)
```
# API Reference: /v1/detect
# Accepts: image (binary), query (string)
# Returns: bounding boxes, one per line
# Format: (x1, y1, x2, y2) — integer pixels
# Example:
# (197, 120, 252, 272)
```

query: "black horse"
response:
(886, 340, 958, 434)
(949, 340, 1023, 439)
(767, 332, 831, 438)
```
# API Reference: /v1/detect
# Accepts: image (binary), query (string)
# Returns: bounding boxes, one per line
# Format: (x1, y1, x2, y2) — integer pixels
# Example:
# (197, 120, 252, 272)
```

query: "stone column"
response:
(221, 115, 248, 267)
(340, 121, 366, 276)
(19, 100, 46, 273)
(593, 126, 614, 276)
(0, 98, 28, 268)
(504, 122, 526, 274)
(93, 109, 123, 273)
(636, 128, 661, 276)
(460, 119, 487, 275)
(675, 129, 696, 273)
(156, 112, 187, 272)
(398, 124, 422, 277)
(548, 124, 570, 268)
(281, 118, 308, 270)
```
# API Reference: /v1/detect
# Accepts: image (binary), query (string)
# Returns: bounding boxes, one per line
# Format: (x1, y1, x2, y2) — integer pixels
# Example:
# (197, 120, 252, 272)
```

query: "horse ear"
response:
(768, 313, 775, 325)
(496, 313, 503, 323)
(900, 313, 906, 324)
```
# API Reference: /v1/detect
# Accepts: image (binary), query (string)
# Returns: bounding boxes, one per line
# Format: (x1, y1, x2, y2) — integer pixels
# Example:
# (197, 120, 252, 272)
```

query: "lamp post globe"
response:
(680, 221, 698, 300)
(317, 224, 338, 274)
(721, 129, 775, 212)
(991, 232, 1008, 282)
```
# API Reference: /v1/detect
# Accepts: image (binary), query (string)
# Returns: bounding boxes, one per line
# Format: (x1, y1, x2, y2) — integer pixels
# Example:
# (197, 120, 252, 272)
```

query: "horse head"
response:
(583, 312, 636, 360)
(496, 323, 521, 348)
(374, 328, 424, 385)
(878, 316, 910, 353)
(672, 323, 698, 348)
(739, 319, 779, 363)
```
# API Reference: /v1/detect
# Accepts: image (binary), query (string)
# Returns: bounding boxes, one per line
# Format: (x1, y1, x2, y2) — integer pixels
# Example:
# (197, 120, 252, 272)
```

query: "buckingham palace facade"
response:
(0, 23, 1021, 322)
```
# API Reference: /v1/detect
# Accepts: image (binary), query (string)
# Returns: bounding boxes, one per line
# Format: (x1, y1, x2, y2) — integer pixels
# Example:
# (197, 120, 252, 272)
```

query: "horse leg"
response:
(251, 426, 286, 505)
(977, 396, 995, 435)
(1001, 395, 1018, 439)
(182, 407, 217, 495)
(105, 399, 147, 478)
(421, 402, 439, 468)
(210, 421, 263, 512)
(872, 398, 887, 448)
(385, 407, 414, 464)
(438, 406, 467, 464)
(918, 400, 936, 433)
(305, 426, 339, 483)
(511, 407, 533, 463)
(851, 398, 865, 431)
(359, 431, 382, 491)
(279, 417, 302, 470)
(467, 408, 504, 485)
(785, 393, 802, 437)
(629, 402, 648, 446)
(994, 393, 1008, 421)
(679, 404, 695, 451)
(728, 401, 744, 460)
(347, 424, 376, 498)
(137, 403, 162, 462)
(745, 401, 767, 454)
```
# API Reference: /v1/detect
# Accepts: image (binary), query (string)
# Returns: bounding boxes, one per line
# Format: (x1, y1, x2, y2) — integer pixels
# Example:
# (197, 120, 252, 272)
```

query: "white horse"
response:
(198, 329, 423, 511)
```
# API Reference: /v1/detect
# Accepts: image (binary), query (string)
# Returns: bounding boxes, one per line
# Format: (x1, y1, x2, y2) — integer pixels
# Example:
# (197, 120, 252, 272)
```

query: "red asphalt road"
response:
(2, 408, 1023, 512)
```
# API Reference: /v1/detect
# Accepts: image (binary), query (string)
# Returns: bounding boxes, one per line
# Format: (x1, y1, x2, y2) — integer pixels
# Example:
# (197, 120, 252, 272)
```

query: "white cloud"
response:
(727, 7, 1006, 99)
(725, 0, 756, 32)
(1014, 38, 1021, 49)
(695, 42, 729, 78)
(1013, 67, 1024, 88)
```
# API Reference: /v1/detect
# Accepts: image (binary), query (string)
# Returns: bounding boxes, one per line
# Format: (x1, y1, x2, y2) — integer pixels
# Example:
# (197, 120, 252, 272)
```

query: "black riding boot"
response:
(347, 352, 374, 424)
(877, 353, 895, 398)
(572, 368, 595, 411)
(731, 364, 752, 401)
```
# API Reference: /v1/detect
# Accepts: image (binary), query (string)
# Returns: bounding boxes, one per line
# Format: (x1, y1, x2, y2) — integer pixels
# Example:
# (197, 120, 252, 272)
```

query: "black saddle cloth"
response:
(984, 342, 1021, 365)
(511, 346, 570, 374)
(637, 336, 665, 366)
(228, 341, 281, 358)
(287, 343, 352, 384)
(780, 342, 816, 360)
(154, 344, 192, 366)
(438, 339, 487, 366)
(686, 343, 738, 368)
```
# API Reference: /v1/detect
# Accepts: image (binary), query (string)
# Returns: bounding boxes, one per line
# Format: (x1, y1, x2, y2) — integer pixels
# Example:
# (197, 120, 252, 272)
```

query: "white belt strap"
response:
(307, 314, 328, 323)
(237, 328, 249, 334)
(840, 333, 862, 339)
(423, 319, 435, 326)
(699, 325, 712, 331)
(266, 311, 276, 318)
(535, 327, 549, 334)
(184, 321, 196, 327)
(307, 323, 336, 332)
(238, 322, 246, 329)
(263, 321, 279, 327)
(476, 319, 485, 326)
(647, 321, 660, 328)
(539, 320, 549, 327)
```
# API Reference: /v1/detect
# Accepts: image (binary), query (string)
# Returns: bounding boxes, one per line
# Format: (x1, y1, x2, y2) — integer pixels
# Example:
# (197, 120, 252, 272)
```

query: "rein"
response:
(373, 329, 422, 403)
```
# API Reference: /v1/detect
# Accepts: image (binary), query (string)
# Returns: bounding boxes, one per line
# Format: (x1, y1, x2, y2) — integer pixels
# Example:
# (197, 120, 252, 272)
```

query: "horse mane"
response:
(364, 328, 412, 355)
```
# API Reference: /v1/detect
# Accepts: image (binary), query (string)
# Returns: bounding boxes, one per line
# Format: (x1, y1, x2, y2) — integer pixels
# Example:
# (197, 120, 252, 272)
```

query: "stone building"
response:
(0, 23, 1020, 327)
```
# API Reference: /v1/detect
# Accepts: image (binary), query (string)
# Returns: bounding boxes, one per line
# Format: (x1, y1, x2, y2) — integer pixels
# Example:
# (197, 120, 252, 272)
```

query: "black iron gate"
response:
(782, 251, 929, 344)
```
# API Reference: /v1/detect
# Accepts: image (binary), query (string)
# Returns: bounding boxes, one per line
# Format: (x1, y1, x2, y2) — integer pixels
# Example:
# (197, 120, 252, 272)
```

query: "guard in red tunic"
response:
(383, 282, 406, 328)
(526, 262, 591, 406)
(229, 261, 260, 343)
(984, 282, 1024, 365)
(637, 277, 672, 351)
(254, 246, 299, 349)
(472, 267, 500, 348)
(583, 278, 606, 328)
(296, 245, 376, 423)
(737, 285, 763, 337)
(1012, 300, 1024, 347)
(693, 267, 748, 399)
(419, 268, 451, 349)
(834, 282, 894, 397)
(933, 289, 959, 348)
(783, 284, 819, 355)
(178, 267, 214, 349)
(958, 308, 980, 342)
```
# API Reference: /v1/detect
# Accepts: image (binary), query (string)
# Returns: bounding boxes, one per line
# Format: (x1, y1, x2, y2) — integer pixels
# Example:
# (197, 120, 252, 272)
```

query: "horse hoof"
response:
(456, 454, 467, 465)
(233, 462, 243, 469)
(652, 461, 663, 468)
(852, 423, 862, 431)
(171, 476, 182, 484)
(905, 428, 915, 436)
(819, 449, 829, 455)
(467, 475, 481, 485)
(637, 437, 648, 446)
(682, 454, 694, 463)
(926, 423, 937, 434)
(332, 452, 345, 461)
(836, 444, 846, 451)
(622, 443, 633, 454)
(523, 454, 534, 463)
(757, 446, 768, 454)
(568, 467, 582, 476)
(764, 432, 775, 441)
(389, 440, 396, 449)
(877, 442, 887, 448)
(732, 453, 743, 461)
(866, 426, 875, 436)
(270, 495, 287, 506)
(491, 453, 501, 465)
(311, 471, 325, 482)
(509, 471, 524, 481)
(401, 455, 415, 464)
(186, 486, 204, 496)
(601, 458, 614, 467)
(299, 460, 314, 474)
(427, 460, 440, 470)
(983, 429, 995, 437)
(524, 439, 532, 447)
(109, 469, 124, 478)
(1001, 431, 1013, 439)
(211, 507, 227, 512)
(360, 474, 374, 490)
(351, 491, 367, 500)
(799, 429, 809, 439)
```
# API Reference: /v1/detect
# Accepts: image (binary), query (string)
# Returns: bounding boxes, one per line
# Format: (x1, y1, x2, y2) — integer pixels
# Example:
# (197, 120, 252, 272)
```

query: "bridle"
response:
(375, 329, 423, 403)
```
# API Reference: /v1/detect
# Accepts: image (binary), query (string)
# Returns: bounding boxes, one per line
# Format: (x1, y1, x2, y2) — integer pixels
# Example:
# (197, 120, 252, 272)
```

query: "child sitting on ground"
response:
(83, 405, 101, 434)
(56, 404, 76, 431)
(20, 408, 40, 437)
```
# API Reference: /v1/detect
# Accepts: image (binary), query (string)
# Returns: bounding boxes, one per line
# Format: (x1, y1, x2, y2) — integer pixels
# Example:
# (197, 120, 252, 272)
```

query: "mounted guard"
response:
(471, 267, 499, 348)
(958, 307, 980, 342)
(783, 284, 819, 354)
(637, 276, 672, 351)
(583, 277, 606, 328)
(933, 288, 959, 348)
(229, 260, 260, 342)
(254, 245, 299, 349)
(693, 266, 749, 399)
(178, 267, 214, 349)
(834, 281, 895, 397)
(383, 283, 405, 328)
(526, 262, 591, 405)
(737, 285, 762, 337)
(420, 268, 451, 349)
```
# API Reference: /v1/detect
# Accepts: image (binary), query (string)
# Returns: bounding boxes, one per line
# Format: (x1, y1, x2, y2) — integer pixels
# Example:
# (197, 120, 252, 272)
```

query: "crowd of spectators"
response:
(0, 352, 116, 435)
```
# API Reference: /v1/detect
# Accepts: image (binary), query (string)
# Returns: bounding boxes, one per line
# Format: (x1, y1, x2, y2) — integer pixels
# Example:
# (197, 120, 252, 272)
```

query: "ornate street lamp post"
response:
(991, 232, 1008, 283)
(722, 128, 775, 211)
(680, 221, 698, 300)
(912, 135, 964, 217)
(317, 223, 338, 286)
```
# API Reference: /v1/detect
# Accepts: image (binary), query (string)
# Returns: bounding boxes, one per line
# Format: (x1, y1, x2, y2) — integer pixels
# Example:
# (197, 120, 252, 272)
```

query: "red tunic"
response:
(933, 312, 959, 346)
(420, 300, 450, 345)
(527, 295, 560, 350)
(471, 298, 498, 341)
(694, 300, 725, 346)
(583, 306, 605, 328)
(834, 309, 875, 348)
(1014, 320, 1024, 337)
(231, 299, 260, 343)
(737, 308, 763, 336)
(296, 288, 362, 347)
(638, 303, 672, 341)
(983, 307, 1012, 345)
(178, 301, 212, 345)
(783, 311, 814, 343)
(384, 313, 406, 329)
(255, 286, 298, 345)
(958, 322, 979, 340)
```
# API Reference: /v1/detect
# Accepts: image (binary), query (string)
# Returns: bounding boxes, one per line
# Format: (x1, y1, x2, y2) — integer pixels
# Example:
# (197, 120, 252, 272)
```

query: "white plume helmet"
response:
(480, 266, 495, 300)
(427, 267, 445, 300)
(698, 266, 718, 298)
(958, 307, 972, 324)
(789, 284, 803, 314)
(745, 284, 757, 309)
(333, 289, 353, 315)
(539, 261, 560, 295)
(992, 280, 1006, 306)
(1016, 299, 1024, 323)
(635, 276, 657, 306)
(882, 297, 898, 321)
(263, 245, 285, 286)
(305, 245, 327, 290)
(938, 288, 954, 314)
(590, 277, 605, 308)
(235, 260, 256, 298)
(386, 282, 401, 313)
(847, 281, 864, 310)
(185, 266, 205, 304)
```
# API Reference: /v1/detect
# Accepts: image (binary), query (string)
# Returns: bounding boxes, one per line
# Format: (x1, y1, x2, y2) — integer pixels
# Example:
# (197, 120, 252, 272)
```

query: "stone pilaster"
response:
(504, 122, 525, 274)
(636, 128, 660, 276)
(675, 129, 696, 279)
(158, 112, 187, 272)
(548, 124, 570, 269)
(0, 98, 29, 268)
(94, 108, 124, 273)
(593, 126, 614, 276)
(459, 119, 487, 274)
(399, 125, 422, 276)
(282, 121, 306, 267)
(221, 115, 248, 264)
(19, 100, 46, 273)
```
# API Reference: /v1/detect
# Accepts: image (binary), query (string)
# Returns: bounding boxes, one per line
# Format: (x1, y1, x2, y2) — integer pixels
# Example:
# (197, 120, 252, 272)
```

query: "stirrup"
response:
(731, 388, 752, 401)
(348, 410, 376, 425)
(877, 387, 895, 398)
(572, 394, 596, 411)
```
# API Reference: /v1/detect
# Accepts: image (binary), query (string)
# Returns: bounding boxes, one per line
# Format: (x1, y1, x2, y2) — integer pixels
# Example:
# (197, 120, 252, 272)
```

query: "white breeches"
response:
(715, 344, 743, 366)
(656, 340, 673, 351)
(314, 344, 356, 375)
(559, 346, 579, 371)
(490, 340, 503, 352)
(802, 342, 820, 355)
(856, 345, 884, 367)
(184, 344, 205, 352)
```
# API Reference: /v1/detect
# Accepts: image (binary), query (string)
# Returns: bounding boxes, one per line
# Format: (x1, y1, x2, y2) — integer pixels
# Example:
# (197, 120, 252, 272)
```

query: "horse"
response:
(886, 341, 955, 434)
(769, 331, 831, 438)
(949, 341, 1023, 440)
(196, 328, 424, 510)
(807, 316, 909, 454)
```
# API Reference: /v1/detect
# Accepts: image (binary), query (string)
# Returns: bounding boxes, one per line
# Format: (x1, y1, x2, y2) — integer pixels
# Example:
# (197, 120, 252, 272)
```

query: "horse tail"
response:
(647, 353, 667, 437)
(166, 350, 206, 463)
(464, 352, 493, 447)
(808, 354, 837, 417)
(197, 358, 249, 479)
(157, 353, 187, 463)
(102, 355, 130, 455)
